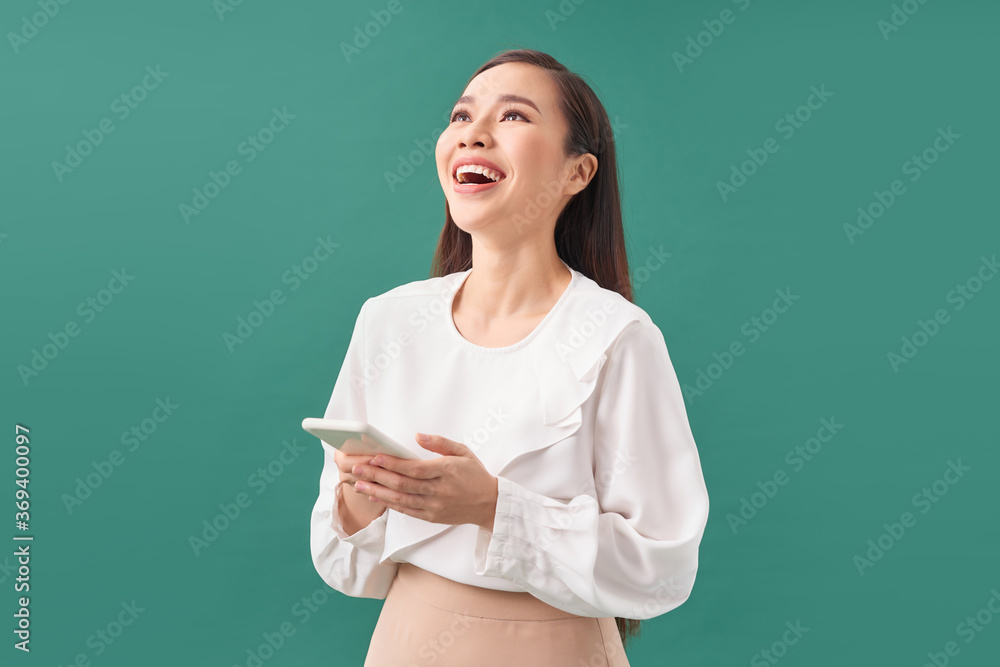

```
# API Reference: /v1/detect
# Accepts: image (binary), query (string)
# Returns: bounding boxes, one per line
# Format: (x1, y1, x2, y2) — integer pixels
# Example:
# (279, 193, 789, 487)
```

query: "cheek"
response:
(518, 162, 557, 193)
(434, 136, 447, 173)
(510, 142, 556, 182)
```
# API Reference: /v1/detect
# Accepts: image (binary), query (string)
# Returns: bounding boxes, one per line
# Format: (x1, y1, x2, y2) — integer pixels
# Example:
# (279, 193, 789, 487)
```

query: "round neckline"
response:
(446, 258, 578, 353)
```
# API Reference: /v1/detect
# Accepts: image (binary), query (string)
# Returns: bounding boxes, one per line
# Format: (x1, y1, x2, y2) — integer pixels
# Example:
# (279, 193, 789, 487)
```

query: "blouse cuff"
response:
(329, 482, 390, 547)
(475, 474, 590, 583)
(473, 475, 515, 578)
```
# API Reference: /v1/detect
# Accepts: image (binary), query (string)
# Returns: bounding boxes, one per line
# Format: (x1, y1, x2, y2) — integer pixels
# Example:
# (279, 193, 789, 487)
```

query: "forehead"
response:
(461, 62, 557, 107)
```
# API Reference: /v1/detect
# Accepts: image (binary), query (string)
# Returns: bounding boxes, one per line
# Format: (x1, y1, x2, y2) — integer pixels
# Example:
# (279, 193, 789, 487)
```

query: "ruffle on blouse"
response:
(484, 290, 648, 477)
(378, 270, 650, 564)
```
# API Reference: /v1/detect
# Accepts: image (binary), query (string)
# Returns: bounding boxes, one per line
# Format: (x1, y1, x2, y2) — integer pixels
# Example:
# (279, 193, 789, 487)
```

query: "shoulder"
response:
(567, 273, 673, 362)
(371, 272, 460, 302)
(525, 270, 666, 384)
(565, 271, 661, 344)
(356, 271, 466, 325)
(569, 270, 651, 321)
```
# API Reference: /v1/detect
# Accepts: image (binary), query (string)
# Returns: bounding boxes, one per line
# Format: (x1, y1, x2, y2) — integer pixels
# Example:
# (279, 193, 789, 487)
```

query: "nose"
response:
(456, 118, 490, 149)
(458, 132, 487, 149)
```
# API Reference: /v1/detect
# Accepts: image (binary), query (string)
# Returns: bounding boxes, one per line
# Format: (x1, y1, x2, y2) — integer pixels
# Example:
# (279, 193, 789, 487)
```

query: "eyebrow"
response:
(453, 94, 541, 115)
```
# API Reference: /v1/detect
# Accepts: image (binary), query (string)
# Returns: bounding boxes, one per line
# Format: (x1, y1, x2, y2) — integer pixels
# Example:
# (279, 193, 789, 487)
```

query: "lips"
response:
(452, 175, 504, 194)
(451, 156, 507, 182)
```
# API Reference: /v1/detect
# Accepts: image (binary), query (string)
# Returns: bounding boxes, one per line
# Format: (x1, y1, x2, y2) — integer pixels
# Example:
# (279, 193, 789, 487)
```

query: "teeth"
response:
(455, 164, 503, 184)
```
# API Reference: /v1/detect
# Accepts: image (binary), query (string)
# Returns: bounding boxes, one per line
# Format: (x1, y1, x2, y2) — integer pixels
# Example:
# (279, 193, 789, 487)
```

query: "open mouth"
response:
(456, 172, 503, 185)
(454, 164, 506, 185)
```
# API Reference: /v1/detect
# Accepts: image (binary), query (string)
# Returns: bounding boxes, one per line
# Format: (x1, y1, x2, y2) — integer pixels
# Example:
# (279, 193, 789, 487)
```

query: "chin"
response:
(448, 209, 491, 232)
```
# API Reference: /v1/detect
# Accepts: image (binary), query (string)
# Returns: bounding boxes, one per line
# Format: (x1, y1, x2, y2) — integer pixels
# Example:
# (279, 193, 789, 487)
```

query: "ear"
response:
(566, 153, 598, 195)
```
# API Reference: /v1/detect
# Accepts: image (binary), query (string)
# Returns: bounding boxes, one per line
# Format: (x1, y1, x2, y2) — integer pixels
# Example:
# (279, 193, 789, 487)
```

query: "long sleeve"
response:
(472, 319, 710, 619)
(310, 297, 399, 599)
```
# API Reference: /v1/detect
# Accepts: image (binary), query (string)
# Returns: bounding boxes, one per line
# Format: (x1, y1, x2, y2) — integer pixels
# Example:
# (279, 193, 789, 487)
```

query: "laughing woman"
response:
(310, 48, 710, 666)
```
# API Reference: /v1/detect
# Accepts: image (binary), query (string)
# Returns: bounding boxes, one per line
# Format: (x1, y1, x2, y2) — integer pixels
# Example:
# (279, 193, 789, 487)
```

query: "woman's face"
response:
(436, 62, 591, 236)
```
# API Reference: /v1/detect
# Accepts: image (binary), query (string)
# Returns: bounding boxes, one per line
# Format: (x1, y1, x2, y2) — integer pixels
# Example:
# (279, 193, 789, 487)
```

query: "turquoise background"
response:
(2, 0, 998, 664)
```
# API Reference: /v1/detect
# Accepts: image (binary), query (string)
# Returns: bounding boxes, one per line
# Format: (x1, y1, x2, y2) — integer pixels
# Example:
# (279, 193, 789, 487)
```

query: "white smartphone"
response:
(301, 418, 419, 460)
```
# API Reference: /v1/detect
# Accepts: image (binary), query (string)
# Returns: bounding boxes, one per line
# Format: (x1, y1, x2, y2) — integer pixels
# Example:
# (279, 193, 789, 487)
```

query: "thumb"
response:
(415, 433, 468, 456)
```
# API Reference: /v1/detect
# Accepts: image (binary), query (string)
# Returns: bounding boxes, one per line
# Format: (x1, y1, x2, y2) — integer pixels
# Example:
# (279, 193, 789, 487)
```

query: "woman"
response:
(310, 49, 710, 666)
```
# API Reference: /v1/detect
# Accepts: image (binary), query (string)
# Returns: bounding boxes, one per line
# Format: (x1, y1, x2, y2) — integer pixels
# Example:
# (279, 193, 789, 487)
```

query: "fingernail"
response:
(353, 465, 363, 475)
(356, 482, 367, 492)
(371, 456, 384, 466)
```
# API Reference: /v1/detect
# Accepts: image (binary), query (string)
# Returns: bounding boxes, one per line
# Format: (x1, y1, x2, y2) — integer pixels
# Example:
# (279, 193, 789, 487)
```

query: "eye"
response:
(450, 107, 531, 123)
(501, 109, 528, 122)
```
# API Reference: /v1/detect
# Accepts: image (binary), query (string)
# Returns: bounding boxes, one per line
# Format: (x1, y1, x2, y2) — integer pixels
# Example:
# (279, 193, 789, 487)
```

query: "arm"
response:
(310, 298, 400, 598)
(339, 472, 388, 536)
(311, 443, 397, 598)
(472, 320, 710, 619)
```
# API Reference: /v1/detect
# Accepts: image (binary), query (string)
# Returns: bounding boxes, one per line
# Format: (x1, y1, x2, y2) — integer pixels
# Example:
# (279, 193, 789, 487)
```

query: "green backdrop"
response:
(3, 0, 998, 665)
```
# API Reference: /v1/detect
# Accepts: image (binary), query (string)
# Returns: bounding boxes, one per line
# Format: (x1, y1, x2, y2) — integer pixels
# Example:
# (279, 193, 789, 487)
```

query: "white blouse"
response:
(310, 258, 710, 620)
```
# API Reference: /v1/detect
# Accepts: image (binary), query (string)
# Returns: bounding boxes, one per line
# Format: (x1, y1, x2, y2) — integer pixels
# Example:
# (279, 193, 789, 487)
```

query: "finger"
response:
(358, 480, 425, 511)
(339, 474, 361, 487)
(368, 455, 441, 480)
(415, 433, 469, 457)
(356, 465, 434, 497)
(339, 457, 374, 484)
(338, 454, 374, 475)
(355, 464, 426, 495)
(370, 497, 428, 521)
(343, 478, 379, 495)
(338, 474, 362, 490)
(342, 457, 376, 480)
(344, 453, 375, 467)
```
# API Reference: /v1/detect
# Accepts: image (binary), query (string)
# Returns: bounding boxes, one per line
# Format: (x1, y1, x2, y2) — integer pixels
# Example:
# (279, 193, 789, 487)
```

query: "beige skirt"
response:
(363, 562, 631, 666)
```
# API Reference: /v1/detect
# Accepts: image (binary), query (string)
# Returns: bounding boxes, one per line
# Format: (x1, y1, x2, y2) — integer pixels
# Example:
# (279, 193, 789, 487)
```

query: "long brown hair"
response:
(429, 48, 642, 650)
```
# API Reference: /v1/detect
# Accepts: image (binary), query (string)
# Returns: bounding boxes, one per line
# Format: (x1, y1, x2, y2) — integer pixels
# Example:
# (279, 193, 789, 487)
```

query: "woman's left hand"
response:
(351, 433, 499, 531)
